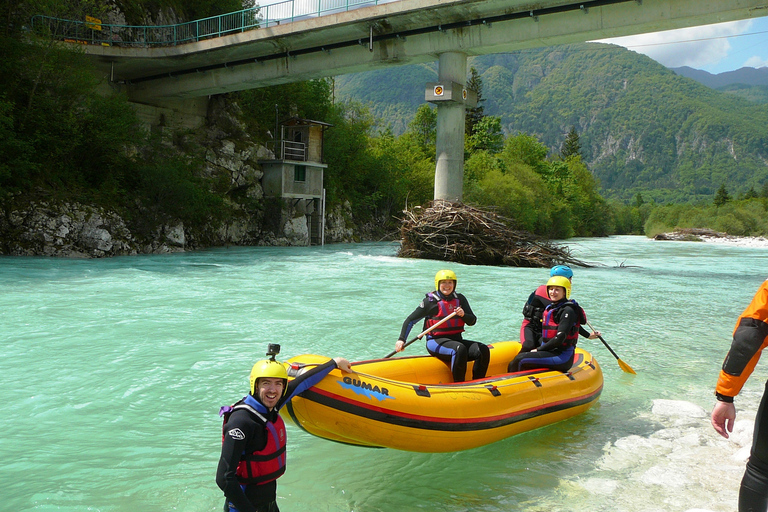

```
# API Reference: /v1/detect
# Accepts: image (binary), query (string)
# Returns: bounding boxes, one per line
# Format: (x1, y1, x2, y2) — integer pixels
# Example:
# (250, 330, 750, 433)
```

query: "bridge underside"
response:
(85, 0, 768, 201)
(87, 0, 768, 101)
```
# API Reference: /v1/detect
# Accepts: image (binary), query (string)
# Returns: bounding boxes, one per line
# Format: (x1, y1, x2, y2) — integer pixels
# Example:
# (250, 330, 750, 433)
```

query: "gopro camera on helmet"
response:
(266, 344, 281, 361)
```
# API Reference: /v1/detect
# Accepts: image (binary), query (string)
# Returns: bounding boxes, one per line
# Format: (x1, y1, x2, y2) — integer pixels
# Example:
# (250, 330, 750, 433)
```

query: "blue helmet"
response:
(550, 265, 573, 279)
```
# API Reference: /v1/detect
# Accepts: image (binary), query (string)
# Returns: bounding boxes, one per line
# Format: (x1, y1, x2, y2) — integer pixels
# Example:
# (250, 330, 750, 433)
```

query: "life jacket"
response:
(541, 300, 586, 347)
(423, 292, 465, 337)
(220, 396, 287, 486)
(522, 285, 550, 324)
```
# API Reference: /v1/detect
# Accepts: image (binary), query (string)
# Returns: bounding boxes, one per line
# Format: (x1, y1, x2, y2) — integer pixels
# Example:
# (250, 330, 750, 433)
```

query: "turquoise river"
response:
(2, 235, 767, 512)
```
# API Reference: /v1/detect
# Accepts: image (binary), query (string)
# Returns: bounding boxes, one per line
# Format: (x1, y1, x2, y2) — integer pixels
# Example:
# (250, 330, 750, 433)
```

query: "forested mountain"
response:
(335, 43, 768, 203)
(671, 66, 768, 104)
(671, 66, 768, 88)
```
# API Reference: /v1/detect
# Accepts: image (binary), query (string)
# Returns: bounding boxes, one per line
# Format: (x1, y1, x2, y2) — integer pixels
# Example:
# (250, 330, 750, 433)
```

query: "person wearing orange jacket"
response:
(712, 279, 768, 512)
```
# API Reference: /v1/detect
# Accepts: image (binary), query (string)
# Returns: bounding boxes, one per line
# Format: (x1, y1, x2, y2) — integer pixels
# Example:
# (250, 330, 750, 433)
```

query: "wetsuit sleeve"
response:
(398, 297, 436, 341)
(216, 411, 261, 512)
(280, 359, 338, 406)
(716, 281, 768, 400)
(579, 326, 591, 338)
(538, 305, 577, 352)
(458, 294, 477, 326)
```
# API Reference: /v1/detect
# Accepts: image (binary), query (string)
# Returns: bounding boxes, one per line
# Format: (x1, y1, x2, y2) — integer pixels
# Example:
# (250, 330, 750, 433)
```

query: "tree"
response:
(465, 66, 485, 136)
(465, 116, 503, 154)
(502, 132, 549, 175)
(408, 104, 437, 156)
(560, 126, 581, 159)
(742, 187, 758, 200)
(236, 79, 333, 139)
(714, 183, 731, 207)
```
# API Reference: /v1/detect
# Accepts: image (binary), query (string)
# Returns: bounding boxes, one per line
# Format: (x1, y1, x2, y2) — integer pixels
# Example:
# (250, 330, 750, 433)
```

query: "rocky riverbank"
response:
(0, 199, 359, 258)
(653, 228, 768, 248)
(0, 97, 368, 258)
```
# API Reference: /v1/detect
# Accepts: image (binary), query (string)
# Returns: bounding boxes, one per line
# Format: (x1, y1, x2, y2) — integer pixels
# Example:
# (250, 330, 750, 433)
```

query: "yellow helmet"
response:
(435, 269, 457, 290)
(249, 359, 288, 396)
(546, 275, 571, 299)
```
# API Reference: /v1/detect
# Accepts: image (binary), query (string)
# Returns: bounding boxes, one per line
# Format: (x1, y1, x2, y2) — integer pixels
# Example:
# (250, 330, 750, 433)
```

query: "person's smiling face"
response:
(256, 377, 284, 409)
(438, 280, 456, 295)
(547, 286, 566, 302)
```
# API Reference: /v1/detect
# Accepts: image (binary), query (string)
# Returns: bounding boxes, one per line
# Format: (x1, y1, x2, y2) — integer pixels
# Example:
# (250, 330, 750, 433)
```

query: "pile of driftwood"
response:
(398, 201, 587, 268)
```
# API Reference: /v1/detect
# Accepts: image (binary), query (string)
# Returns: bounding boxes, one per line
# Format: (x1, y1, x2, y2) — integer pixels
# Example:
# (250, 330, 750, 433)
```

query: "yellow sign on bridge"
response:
(85, 15, 102, 31)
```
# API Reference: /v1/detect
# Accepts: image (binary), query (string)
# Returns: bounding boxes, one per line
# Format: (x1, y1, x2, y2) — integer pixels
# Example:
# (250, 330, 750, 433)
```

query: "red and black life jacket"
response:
(522, 284, 550, 324)
(221, 400, 287, 486)
(541, 300, 586, 347)
(424, 292, 465, 337)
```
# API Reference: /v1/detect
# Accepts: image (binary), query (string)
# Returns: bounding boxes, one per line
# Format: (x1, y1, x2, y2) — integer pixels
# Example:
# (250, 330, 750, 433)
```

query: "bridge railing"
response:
(31, 0, 391, 47)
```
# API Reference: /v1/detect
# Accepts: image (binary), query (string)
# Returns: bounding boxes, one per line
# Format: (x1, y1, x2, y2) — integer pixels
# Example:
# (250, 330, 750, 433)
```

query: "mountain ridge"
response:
(334, 43, 768, 203)
(670, 65, 768, 88)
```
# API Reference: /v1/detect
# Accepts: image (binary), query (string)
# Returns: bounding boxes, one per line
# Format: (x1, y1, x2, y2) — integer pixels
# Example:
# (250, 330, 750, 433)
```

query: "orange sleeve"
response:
(716, 280, 768, 398)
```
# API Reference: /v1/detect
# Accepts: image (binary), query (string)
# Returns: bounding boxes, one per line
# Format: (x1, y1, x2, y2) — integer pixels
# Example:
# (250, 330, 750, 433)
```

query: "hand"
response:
(454, 307, 464, 317)
(395, 340, 405, 352)
(711, 400, 736, 439)
(589, 331, 601, 339)
(333, 357, 352, 373)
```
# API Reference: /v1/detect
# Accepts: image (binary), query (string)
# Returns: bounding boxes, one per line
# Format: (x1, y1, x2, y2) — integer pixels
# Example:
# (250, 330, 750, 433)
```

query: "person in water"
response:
(217, 345, 351, 512)
(712, 279, 768, 512)
(520, 265, 576, 353)
(508, 275, 598, 373)
(394, 269, 489, 382)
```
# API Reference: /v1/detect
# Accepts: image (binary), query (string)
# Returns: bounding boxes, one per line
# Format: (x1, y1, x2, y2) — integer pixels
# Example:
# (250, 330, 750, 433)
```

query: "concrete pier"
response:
(433, 52, 467, 202)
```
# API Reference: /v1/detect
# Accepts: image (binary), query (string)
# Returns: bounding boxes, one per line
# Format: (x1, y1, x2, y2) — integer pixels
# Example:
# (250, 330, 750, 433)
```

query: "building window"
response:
(294, 165, 306, 182)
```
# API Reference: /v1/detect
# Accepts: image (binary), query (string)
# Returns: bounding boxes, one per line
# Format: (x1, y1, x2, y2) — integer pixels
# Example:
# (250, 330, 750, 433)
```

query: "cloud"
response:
(743, 56, 768, 68)
(596, 20, 753, 68)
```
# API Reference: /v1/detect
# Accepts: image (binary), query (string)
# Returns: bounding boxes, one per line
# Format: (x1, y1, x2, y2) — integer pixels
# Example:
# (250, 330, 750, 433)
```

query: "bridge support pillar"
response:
(432, 52, 468, 202)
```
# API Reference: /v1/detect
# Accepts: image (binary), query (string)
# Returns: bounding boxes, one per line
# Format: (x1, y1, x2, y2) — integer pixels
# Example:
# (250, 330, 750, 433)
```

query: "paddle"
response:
(384, 311, 459, 358)
(585, 320, 636, 375)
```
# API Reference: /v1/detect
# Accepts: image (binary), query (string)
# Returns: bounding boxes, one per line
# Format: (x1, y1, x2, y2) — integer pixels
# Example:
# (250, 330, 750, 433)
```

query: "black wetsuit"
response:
(742, 385, 768, 512)
(399, 291, 489, 382)
(216, 359, 338, 512)
(508, 300, 586, 373)
(520, 286, 591, 353)
(520, 285, 551, 352)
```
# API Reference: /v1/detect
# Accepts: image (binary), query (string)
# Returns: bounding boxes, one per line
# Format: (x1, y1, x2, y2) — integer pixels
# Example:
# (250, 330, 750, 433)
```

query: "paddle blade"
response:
(618, 358, 636, 375)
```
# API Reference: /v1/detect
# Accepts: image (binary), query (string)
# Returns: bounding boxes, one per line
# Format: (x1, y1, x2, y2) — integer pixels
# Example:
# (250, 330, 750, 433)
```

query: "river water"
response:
(2, 235, 767, 512)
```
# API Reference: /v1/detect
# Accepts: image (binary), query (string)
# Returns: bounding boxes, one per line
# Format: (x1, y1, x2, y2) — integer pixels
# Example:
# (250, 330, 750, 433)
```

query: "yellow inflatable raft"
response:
(283, 341, 602, 452)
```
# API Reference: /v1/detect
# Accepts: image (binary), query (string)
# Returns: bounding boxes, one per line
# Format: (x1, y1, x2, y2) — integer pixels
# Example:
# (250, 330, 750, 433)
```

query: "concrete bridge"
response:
(82, 0, 768, 201)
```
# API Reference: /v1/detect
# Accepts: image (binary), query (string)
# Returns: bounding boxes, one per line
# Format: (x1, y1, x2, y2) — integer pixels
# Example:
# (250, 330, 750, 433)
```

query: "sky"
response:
(597, 16, 768, 74)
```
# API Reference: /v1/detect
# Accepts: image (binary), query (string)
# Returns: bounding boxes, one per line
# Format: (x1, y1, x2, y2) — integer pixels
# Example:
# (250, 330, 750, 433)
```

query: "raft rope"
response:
(289, 358, 595, 395)
(350, 360, 592, 394)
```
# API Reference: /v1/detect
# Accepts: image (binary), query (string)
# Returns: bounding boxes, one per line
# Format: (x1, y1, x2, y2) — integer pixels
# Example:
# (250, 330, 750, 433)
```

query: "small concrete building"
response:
(259, 117, 332, 245)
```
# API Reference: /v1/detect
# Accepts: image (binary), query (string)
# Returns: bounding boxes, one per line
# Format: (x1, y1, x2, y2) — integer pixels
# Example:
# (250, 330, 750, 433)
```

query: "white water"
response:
(1, 236, 766, 511)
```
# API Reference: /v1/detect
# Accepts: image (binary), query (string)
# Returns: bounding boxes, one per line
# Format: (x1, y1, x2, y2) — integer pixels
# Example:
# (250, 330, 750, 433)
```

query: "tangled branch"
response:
(397, 201, 589, 268)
